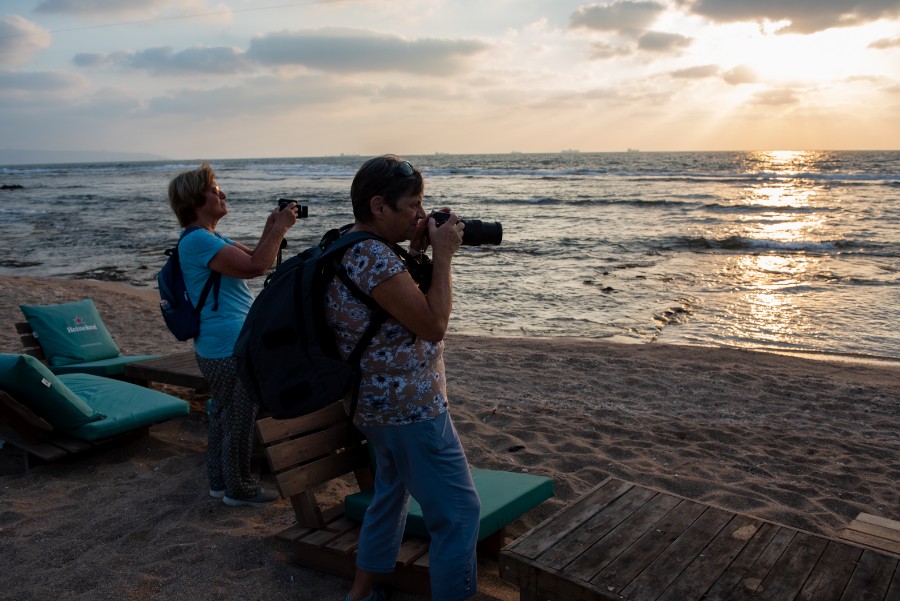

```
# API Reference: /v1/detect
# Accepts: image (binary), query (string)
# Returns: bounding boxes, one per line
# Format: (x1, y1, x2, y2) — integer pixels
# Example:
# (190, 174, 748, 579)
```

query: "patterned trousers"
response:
(195, 354, 261, 499)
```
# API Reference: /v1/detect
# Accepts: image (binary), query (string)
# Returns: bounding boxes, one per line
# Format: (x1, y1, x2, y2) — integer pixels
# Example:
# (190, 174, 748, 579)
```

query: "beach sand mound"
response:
(1, 275, 898, 600)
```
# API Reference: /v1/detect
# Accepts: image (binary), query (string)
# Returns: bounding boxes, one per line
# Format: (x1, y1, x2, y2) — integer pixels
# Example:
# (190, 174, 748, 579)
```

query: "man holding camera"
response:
(167, 162, 298, 507)
(327, 155, 480, 601)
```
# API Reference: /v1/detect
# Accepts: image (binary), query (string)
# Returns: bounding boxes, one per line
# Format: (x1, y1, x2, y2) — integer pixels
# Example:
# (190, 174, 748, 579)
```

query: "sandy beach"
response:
(1, 274, 898, 601)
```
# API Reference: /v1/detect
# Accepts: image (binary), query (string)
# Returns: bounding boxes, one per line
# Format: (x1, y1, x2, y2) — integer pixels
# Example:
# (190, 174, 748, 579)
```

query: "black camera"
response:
(430, 210, 502, 246)
(277, 198, 309, 218)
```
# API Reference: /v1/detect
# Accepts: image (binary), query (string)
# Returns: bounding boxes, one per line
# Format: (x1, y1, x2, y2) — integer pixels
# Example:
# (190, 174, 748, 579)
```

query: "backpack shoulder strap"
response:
(175, 226, 221, 312)
(318, 229, 395, 424)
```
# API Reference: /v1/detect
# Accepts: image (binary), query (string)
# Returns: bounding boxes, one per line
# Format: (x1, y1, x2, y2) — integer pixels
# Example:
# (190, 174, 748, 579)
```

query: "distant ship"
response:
(626, 148, 640, 153)
(560, 149, 581, 154)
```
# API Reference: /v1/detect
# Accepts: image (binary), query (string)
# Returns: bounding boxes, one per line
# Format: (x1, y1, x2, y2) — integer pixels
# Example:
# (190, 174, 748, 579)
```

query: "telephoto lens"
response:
(430, 211, 502, 246)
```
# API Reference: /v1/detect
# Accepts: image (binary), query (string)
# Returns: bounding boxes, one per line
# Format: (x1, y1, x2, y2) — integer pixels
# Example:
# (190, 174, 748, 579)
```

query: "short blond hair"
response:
(168, 162, 215, 227)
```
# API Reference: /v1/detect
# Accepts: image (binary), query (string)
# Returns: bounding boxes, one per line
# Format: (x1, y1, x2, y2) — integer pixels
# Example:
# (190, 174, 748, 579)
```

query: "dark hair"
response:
(168, 162, 215, 227)
(351, 155, 424, 223)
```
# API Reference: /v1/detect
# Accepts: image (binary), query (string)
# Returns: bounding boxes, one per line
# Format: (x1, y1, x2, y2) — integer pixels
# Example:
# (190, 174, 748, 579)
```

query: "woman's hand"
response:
(409, 215, 430, 256)
(427, 211, 464, 263)
(269, 201, 298, 232)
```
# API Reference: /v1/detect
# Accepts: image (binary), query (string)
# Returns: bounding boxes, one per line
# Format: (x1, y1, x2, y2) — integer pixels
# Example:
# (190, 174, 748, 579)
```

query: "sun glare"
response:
(701, 24, 877, 85)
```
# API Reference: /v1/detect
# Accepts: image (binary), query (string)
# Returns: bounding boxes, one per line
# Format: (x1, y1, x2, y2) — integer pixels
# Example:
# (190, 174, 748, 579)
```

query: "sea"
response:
(1, 150, 898, 364)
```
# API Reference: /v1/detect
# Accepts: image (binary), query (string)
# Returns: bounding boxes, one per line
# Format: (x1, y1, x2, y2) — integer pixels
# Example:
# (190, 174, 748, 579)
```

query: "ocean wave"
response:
(699, 202, 837, 214)
(666, 235, 866, 254)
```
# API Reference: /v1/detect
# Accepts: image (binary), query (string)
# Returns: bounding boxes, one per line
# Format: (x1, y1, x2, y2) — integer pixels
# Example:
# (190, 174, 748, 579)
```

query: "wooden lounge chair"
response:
(0, 353, 190, 471)
(17, 298, 160, 379)
(16, 321, 158, 379)
(255, 401, 554, 596)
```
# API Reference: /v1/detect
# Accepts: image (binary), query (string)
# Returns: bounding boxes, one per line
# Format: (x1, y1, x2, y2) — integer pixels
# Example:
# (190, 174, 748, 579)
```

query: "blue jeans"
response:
(356, 411, 480, 601)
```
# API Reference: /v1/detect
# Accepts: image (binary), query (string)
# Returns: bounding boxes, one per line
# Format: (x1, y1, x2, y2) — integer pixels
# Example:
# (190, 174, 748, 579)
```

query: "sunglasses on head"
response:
(393, 160, 416, 177)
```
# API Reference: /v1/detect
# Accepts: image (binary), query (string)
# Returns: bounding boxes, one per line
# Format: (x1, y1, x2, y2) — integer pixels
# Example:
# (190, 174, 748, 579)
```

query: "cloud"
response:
(34, 0, 211, 18)
(0, 69, 89, 108)
(0, 15, 51, 67)
(145, 75, 368, 116)
(722, 65, 758, 85)
(74, 46, 250, 75)
(637, 31, 692, 52)
(750, 88, 801, 105)
(681, 0, 900, 34)
(245, 28, 490, 76)
(869, 37, 900, 49)
(570, 1, 666, 33)
(670, 64, 720, 78)
(589, 41, 635, 59)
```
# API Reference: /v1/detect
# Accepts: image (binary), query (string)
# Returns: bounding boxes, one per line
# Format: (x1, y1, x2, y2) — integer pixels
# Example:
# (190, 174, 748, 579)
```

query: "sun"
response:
(696, 23, 881, 85)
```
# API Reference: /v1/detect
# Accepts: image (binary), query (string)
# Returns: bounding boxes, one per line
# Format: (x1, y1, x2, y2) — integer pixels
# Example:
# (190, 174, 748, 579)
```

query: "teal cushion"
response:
(21, 299, 121, 366)
(48, 355, 159, 377)
(61, 374, 189, 441)
(0, 354, 102, 431)
(344, 467, 554, 541)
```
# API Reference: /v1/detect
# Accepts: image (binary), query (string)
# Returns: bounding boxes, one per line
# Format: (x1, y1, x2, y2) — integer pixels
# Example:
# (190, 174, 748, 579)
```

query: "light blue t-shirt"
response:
(178, 228, 253, 359)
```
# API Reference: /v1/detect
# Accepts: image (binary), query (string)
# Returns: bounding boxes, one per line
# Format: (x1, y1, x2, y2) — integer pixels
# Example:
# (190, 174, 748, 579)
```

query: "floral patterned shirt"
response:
(324, 238, 447, 427)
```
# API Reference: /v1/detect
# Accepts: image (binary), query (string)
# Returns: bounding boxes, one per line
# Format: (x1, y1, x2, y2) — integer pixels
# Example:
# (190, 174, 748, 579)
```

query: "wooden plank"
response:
(274, 524, 312, 542)
(502, 478, 900, 601)
(507, 478, 635, 559)
(326, 528, 363, 555)
(565, 488, 681, 582)
(841, 550, 899, 601)
(538, 484, 659, 571)
(752, 531, 829, 600)
(797, 540, 864, 601)
(0, 424, 68, 461)
(712, 526, 799, 601)
(699, 521, 782, 600)
(264, 422, 360, 471)
(0, 391, 54, 443)
(621, 505, 735, 599)
(857, 513, 900, 534)
(283, 531, 432, 596)
(590, 498, 707, 593)
(15, 321, 46, 361)
(654, 514, 762, 601)
(275, 444, 369, 497)
(122, 352, 208, 391)
(840, 513, 900, 557)
(256, 401, 349, 443)
(840, 529, 900, 558)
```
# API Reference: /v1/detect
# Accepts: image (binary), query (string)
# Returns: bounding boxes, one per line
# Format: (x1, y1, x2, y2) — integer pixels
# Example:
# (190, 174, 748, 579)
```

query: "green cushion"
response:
(48, 355, 159, 377)
(344, 467, 554, 541)
(61, 374, 189, 441)
(0, 354, 102, 431)
(21, 299, 121, 366)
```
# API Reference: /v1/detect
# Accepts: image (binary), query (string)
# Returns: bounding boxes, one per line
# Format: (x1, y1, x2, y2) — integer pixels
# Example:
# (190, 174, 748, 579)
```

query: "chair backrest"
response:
(0, 389, 54, 444)
(255, 400, 373, 529)
(15, 322, 47, 363)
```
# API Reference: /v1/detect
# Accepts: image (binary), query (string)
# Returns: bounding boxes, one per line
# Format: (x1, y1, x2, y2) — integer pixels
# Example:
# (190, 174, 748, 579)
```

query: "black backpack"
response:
(233, 227, 395, 420)
(157, 226, 221, 341)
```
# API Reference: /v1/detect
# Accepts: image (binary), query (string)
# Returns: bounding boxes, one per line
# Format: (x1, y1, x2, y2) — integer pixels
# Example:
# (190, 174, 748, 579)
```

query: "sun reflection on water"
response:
(716, 151, 833, 348)
(720, 254, 820, 347)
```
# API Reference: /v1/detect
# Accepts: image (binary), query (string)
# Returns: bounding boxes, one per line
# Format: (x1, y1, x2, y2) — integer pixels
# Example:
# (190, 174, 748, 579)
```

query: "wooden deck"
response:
(500, 477, 900, 600)
(123, 351, 209, 392)
(840, 513, 900, 558)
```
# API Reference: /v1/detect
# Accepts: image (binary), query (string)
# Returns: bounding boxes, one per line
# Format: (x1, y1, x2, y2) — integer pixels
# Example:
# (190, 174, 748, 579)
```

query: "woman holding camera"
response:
(167, 162, 298, 507)
(327, 155, 480, 601)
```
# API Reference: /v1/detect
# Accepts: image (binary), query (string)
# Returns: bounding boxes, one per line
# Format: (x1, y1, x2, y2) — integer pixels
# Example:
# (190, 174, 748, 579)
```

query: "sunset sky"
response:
(2, 0, 899, 159)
